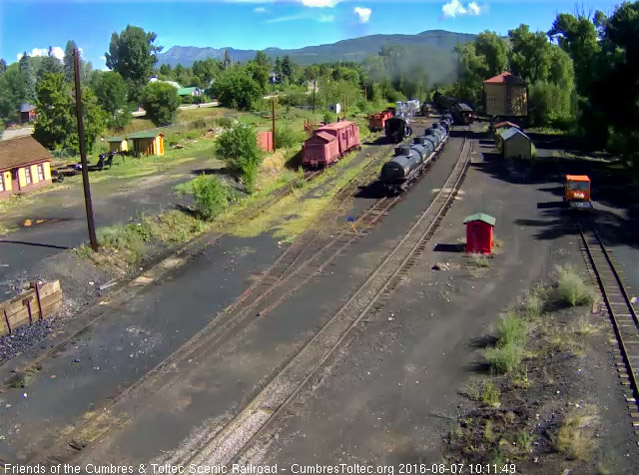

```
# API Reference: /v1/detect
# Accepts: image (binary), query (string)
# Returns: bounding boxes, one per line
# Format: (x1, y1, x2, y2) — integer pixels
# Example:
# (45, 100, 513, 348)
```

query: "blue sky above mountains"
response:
(0, 0, 619, 68)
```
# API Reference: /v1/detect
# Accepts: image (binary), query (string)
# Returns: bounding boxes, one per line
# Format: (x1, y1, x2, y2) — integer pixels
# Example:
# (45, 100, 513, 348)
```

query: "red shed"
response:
(464, 213, 496, 255)
(302, 131, 339, 168)
(257, 131, 273, 152)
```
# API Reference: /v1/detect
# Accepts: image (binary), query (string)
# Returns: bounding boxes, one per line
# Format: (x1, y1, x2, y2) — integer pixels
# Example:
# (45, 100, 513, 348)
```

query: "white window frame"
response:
(37, 164, 44, 181)
(25, 167, 32, 185)
(0, 174, 4, 192)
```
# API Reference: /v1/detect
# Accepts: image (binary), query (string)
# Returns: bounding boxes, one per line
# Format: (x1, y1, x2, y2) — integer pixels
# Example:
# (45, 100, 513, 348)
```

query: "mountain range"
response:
(156, 29, 475, 67)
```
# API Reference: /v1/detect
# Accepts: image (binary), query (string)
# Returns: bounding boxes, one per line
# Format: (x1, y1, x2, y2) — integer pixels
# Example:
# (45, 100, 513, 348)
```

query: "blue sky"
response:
(0, 0, 620, 68)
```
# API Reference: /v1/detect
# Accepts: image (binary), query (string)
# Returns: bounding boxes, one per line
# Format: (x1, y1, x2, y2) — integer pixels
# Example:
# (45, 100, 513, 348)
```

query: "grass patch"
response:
(484, 314, 530, 373)
(97, 222, 152, 264)
(467, 253, 490, 268)
(481, 380, 501, 406)
(544, 316, 601, 356)
(555, 264, 594, 307)
(552, 407, 598, 461)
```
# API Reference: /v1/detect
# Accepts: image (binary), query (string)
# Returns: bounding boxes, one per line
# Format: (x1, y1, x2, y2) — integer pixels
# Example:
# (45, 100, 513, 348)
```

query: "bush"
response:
(276, 126, 305, 149)
(97, 222, 151, 263)
(140, 82, 179, 126)
(485, 314, 529, 373)
(217, 117, 233, 129)
(485, 343, 524, 373)
(556, 265, 594, 307)
(553, 409, 598, 460)
(496, 315, 528, 348)
(187, 175, 234, 220)
(481, 381, 501, 406)
(189, 118, 208, 130)
(216, 123, 263, 192)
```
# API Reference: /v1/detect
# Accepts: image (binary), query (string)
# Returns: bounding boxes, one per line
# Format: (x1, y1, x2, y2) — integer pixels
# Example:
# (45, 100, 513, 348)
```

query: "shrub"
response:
(216, 123, 263, 192)
(485, 343, 524, 373)
(140, 82, 179, 126)
(481, 381, 501, 406)
(496, 314, 528, 348)
(97, 222, 151, 263)
(553, 409, 598, 460)
(556, 265, 594, 307)
(217, 117, 233, 129)
(276, 126, 305, 149)
(187, 175, 234, 220)
(189, 118, 208, 130)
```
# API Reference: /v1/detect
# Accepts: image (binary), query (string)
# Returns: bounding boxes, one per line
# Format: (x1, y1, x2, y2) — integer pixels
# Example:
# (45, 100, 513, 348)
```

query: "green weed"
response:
(481, 381, 501, 406)
(556, 264, 594, 307)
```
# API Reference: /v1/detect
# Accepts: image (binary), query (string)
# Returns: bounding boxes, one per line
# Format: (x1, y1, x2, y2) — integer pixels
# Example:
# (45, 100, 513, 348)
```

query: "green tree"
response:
(508, 24, 553, 83)
(36, 47, 63, 82)
(34, 72, 106, 152)
(222, 49, 232, 70)
(158, 63, 173, 79)
(255, 51, 269, 68)
(19, 52, 36, 102)
(192, 59, 219, 88)
(213, 66, 262, 110)
(0, 59, 7, 74)
(216, 123, 262, 192)
(63, 40, 78, 82)
(281, 55, 294, 83)
(94, 71, 130, 128)
(246, 61, 269, 92)
(0, 64, 28, 119)
(474, 31, 509, 77)
(140, 81, 179, 126)
(106, 25, 162, 101)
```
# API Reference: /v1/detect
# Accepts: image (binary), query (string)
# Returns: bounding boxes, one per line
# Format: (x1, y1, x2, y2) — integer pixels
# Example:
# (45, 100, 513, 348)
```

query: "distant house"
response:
(498, 127, 532, 159)
(484, 72, 528, 118)
(0, 136, 52, 200)
(106, 136, 129, 153)
(128, 131, 165, 157)
(19, 103, 38, 124)
(269, 72, 281, 85)
(177, 87, 201, 97)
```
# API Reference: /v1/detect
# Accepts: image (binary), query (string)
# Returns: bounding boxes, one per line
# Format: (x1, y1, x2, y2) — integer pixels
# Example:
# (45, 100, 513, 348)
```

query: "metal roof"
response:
(566, 175, 590, 182)
(312, 131, 336, 142)
(495, 121, 520, 129)
(499, 127, 530, 141)
(177, 87, 198, 96)
(106, 137, 126, 142)
(128, 131, 165, 139)
(458, 103, 473, 112)
(319, 120, 356, 131)
(19, 102, 36, 113)
(484, 72, 526, 85)
(463, 213, 496, 226)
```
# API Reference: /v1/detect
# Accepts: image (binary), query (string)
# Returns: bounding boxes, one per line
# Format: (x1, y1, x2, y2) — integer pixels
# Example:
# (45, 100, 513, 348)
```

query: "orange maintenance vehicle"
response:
(564, 175, 592, 209)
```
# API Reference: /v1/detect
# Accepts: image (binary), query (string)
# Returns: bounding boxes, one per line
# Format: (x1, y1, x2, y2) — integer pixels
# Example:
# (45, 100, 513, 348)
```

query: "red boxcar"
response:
(302, 120, 361, 168)
(368, 110, 393, 131)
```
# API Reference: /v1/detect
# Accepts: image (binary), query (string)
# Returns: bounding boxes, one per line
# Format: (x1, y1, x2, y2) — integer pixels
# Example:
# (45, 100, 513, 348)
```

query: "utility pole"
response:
(271, 97, 277, 150)
(312, 79, 317, 114)
(73, 49, 98, 251)
(343, 94, 347, 119)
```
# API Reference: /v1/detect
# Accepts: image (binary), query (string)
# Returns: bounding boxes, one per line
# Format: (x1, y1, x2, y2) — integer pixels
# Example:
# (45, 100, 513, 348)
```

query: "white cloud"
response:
(17, 46, 66, 61)
(318, 14, 335, 22)
(442, 0, 487, 18)
(300, 0, 342, 6)
(254, 6, 267, 12)
(353, 6, 371, 23)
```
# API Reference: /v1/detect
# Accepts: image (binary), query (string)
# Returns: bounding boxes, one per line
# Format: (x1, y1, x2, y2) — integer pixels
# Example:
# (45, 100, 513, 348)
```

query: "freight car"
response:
(432, 92, 475, 125)
(380, 119, 450, 194)
(302, 120, 361, 168)
(385, 117, 413, 143)
(368, 109, 394, 132)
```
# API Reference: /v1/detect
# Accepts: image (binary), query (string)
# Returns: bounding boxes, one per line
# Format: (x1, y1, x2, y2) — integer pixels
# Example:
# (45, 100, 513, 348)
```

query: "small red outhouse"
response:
(257, 131, 274, 152)
(464, 213, 496, 255)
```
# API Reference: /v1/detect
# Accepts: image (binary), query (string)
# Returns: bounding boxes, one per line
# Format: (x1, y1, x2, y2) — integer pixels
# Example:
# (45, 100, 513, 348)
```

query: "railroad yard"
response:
(2, 6, 639, 468)
(0, 110, 637, 474)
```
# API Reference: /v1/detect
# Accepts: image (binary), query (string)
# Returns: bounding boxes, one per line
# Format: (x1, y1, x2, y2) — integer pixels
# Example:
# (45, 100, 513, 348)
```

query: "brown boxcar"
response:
(303, 120, 361, 168)
(368, 110, 393, 132)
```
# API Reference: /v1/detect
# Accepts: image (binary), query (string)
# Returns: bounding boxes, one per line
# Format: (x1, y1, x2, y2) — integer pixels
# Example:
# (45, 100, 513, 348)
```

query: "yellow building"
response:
(484, 72, 528, 117)
(128, 131, 165, 157)
(0, 136, 52, 200)
(107, 137, 129, 153)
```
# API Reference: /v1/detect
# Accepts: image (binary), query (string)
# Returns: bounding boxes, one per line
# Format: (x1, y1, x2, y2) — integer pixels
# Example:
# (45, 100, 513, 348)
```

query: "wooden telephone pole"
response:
(271, 97, 277, 150)
(73, 49, 98, 251)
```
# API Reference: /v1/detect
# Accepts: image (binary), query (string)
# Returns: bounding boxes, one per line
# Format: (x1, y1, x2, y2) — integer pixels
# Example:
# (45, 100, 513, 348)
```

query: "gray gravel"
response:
(0, 318, 57, 366)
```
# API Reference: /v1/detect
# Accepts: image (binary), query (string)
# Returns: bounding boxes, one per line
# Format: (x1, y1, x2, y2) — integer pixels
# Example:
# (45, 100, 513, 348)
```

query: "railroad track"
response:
(176, 129, 473, 466)
(578, 219, 639, 433)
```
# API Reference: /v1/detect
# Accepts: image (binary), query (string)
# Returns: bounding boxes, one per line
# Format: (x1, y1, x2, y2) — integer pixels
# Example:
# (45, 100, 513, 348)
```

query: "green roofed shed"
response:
(128, 131, 164, 157)
(463, 213, 496, 226)
(464, 213, 496, 254)
(106, 136, 128, 153)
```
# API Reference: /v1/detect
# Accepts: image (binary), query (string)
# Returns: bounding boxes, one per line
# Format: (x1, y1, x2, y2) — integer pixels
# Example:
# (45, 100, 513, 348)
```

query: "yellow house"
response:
(0, 135, 52, 200)
(128, 131, 165, 157)
(106, 136, 129, 153)
(484, 72, 528, 117)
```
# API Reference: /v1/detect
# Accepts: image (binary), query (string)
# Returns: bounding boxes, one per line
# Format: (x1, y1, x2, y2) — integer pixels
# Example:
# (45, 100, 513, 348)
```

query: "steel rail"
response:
(183, 128, 472, 466)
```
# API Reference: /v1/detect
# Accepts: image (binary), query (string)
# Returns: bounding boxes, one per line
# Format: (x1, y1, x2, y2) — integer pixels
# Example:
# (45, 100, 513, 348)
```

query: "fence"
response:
(1, 281, 62, 336)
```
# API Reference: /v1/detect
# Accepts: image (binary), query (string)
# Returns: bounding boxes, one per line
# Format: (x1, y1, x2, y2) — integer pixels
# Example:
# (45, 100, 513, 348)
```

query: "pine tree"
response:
(37, 47, 63, 82)
(0, 59, 6, 74)
(19, 52, 35, 101)
(222, 50, 232, 70)
(63, 40, 78, 82)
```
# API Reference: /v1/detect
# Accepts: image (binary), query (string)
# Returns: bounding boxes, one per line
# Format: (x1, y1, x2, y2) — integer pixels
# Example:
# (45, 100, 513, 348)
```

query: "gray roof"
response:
(499, 127, 530, 141)
(458, 103, 473, 112)
(19, 103, 36, 113)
